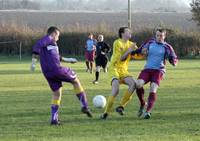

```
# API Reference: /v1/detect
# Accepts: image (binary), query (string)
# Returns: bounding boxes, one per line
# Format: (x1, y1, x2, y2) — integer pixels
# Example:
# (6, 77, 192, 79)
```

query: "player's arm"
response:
(166, 45, 178, 66)
(104, 42, 111, 53)
(30, 36, 54, 71)
(131, 38, 154, 56)
(121, 43, 137, 61)
(101, 42, 111, 55)
(111, 41, 123, 64)
(30, 53, 39, 72)
(93, 45, 96, 54)
(30, 42, 41, 72)
(60, 55, 78, 64)
(131, 44, 148, 56)
(85, 40, 89, 49)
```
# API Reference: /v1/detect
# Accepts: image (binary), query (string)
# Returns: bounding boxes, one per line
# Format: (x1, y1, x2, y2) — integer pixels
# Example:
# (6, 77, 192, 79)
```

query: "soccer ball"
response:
(93, 95, 106, 108)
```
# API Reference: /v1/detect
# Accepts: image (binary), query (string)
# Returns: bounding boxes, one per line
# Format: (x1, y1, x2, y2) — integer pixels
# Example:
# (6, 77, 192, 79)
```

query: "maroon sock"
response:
(147, 92, 157, 112)
(136, 88, 146, 107)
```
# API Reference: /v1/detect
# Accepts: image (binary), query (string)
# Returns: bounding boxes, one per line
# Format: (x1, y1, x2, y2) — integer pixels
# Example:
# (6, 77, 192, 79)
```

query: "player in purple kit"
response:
(131, 28, 178, 119)
(32, 26, 92, 125)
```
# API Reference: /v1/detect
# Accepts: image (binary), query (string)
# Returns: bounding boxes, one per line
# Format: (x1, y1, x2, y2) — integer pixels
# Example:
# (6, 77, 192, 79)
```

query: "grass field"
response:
(0, 59, 200, 141)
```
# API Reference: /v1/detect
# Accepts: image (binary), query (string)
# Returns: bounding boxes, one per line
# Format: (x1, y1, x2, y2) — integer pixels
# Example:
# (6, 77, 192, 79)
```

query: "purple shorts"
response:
(85, 50, 95, 62)
(44, 67, 77, 92)
(138, 69, 164, 86)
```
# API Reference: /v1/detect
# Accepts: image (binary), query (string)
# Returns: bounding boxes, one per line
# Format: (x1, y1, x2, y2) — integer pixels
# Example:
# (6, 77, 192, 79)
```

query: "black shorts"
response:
(95, 55, 108, 68)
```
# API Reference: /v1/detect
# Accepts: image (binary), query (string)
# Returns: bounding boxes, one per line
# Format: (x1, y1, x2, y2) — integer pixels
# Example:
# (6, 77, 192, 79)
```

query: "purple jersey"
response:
(33, 35, 77, 91)
(32, 35, 61, 74)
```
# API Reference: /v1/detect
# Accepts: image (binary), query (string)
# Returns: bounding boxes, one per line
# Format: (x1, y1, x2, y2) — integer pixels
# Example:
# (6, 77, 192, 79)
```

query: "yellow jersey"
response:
(109, 38, 137, 80)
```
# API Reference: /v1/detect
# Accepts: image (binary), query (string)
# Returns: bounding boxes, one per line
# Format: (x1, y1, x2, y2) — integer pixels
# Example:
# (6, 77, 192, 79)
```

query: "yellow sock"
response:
(52, 99, 61, 106)
(74, 85, 84, 94)
(104, 95, 115, 114)
(120, 91, 133, 108)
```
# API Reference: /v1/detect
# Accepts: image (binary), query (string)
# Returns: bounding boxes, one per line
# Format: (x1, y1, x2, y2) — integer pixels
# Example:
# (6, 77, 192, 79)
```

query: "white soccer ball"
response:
(93, 95, 106, 108)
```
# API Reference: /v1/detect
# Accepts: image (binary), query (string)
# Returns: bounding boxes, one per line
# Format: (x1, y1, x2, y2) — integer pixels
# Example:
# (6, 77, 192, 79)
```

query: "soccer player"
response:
(101, 27, 138, 119)
(85, 33, 96, 73)
(32, 26, 92, 125)
(132, 28, 178, 119)
(93, 34, 111, 84)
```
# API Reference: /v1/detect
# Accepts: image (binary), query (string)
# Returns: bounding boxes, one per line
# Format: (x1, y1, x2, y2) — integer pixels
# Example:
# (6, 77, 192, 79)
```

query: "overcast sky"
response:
(37, 0, 192, 6)
(32, 0, 192, 11)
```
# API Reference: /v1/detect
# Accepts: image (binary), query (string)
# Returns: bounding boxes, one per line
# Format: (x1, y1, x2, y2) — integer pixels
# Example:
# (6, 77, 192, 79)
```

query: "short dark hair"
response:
(156, 28, 166, 34)
(47, 26, 60, 35)
(118, 27, 129, 38)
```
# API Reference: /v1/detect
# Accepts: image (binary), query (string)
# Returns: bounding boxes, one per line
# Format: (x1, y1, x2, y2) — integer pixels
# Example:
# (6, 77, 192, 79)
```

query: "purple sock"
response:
(76, 92, 88, 108)
(51, 105, 59, 122)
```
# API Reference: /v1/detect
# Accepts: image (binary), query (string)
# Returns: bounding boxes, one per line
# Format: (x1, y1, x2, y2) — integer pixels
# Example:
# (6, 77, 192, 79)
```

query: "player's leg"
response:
(86, 61, 89, 72)
(71, 77, 92, 118)
(143, 82, 158, 119)
(147, 82, 158, 113)
(102, 56, 108, 73)
(45, 76, 63, 125)
(144, 71, 163, 119)
(89, 51, 95, 74)
(101, 79, 120, 119)
(103, 66, 108, 73)
(116, 76, 136, 115)
(93, 55, 105, 84)
(136, 79, 146, 113)
(51, 87, 62, 125)
(136, 88, 146, 117)
(93, 65, 100, 84)
(55, 67, 92, 118)
(93, 56, 107, 84)
(89, 61, 93, 74)
(136, 70, 150, 117)
(85, 51, 90, 72)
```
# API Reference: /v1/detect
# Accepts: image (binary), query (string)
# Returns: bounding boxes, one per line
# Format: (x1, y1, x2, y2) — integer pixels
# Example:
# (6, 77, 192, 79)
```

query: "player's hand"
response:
(169, 56, 178, 66)
(142, 48, 148, 55)
(69, 58, 78, 64)
(101, 51, 106, 55)
(131, 43, 138, 50)
(30, 64, 36, 71)
(127, 47, 134, 54)
(62, 57, 78, 64)
(121, 47, 134, 61)
(30, 58, 37, 72)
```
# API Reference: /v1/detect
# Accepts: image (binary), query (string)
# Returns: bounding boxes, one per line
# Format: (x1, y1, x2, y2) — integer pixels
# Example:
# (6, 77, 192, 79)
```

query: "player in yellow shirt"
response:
(101, 27, 138, 119)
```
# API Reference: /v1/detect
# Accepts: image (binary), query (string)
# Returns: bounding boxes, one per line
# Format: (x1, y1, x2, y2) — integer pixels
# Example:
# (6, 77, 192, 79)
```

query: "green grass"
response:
(0, 58, 200, 141)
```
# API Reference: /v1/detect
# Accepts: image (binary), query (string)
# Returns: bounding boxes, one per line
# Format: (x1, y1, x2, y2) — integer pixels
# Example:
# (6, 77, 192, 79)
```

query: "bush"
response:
(0, 24, 199, 58)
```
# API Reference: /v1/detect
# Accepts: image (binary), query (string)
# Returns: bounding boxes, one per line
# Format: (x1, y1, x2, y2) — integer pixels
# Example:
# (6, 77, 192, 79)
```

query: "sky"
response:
(33, 0, 192, 11)
(40, 0, 192, 6)
(182, 0, 192, 6)
(41, 0, 192, 6)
